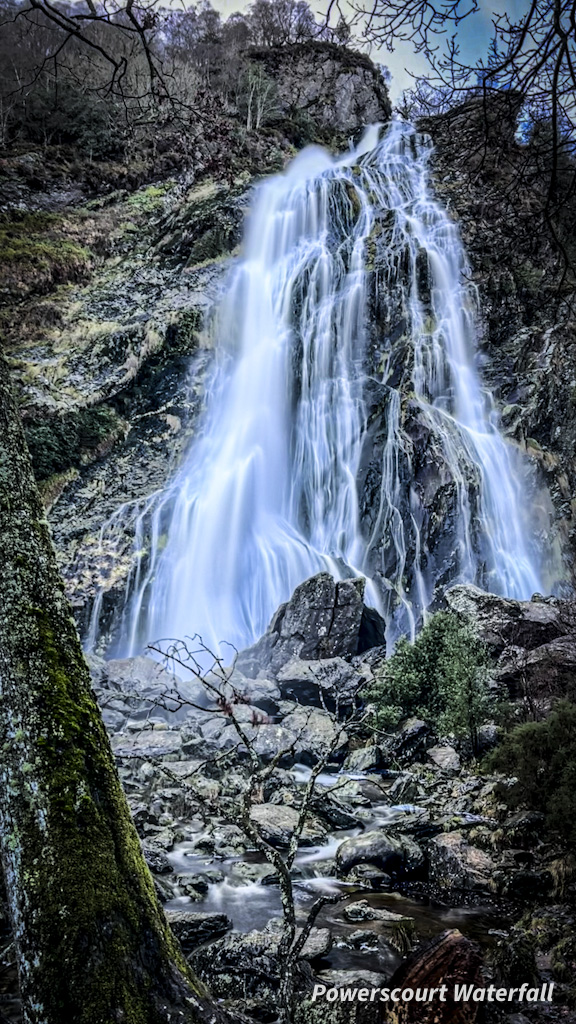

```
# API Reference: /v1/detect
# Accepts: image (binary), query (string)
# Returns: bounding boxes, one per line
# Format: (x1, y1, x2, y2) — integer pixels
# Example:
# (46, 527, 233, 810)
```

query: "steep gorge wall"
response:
(420, 95, 576, 592)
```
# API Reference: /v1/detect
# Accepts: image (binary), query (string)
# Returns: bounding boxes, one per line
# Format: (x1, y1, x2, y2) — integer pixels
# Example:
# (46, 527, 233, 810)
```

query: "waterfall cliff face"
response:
(105, 121, 544, 656)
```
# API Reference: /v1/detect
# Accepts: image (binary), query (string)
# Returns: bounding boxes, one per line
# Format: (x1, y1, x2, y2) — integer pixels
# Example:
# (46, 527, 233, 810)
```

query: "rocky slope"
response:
(0, 43, 392, 643)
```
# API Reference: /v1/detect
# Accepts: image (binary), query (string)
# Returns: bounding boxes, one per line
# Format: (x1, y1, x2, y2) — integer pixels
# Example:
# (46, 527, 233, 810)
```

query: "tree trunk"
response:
(0, 357, 220, 1024)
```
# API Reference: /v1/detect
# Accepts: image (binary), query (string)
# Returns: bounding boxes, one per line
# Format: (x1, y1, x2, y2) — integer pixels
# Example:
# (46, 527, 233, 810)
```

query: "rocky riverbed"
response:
(56, 579, 576, 1021)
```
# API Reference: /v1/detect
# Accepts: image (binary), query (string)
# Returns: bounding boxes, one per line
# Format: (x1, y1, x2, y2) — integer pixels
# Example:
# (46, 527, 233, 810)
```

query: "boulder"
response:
(335, 830, 425, 879)
(100, 655, 205, 718)
(165, 909, 232, 952)
(495, 635, 576, 699)
(383, 718, 432, 766)
(111, 729, 182, 759)
(191, 921, 328, 1002)
(250, 803, 327, 847)
(427, 745, 461, 772)
(429, 832, 494, 893)
(342, 900, 415, 954)
(236, 573, 366, 677)
(277, 656, 367, 708)
(196, 700, 346, 765)
(444, 584, 565, 653)
(344, 745, 384, 772)
(278, 702, 348, 763)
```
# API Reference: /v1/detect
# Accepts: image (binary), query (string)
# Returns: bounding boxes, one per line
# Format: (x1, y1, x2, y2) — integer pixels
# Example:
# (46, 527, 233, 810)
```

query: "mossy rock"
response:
(25, 404, 125, 481)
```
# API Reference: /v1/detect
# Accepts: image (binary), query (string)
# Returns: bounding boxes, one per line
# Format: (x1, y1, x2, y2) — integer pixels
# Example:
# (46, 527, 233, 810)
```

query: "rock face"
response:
(237, 573, 367, 677)
(190, 921, 325, 1002)
(422, 95, 576, 588)
(445, 584, 576, 700)
(250, 42, 391, 136)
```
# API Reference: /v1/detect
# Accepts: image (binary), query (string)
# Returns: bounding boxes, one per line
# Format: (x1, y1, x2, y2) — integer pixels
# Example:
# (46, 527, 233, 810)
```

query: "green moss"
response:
(126, 182, 175, 212)
(0, 211, 91, 298)
(25, 404, 125, 481)
(20, 609, 202, 1021)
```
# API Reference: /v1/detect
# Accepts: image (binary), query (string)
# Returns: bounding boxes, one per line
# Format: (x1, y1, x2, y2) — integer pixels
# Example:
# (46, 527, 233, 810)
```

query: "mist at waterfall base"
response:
(99, 120, 546, 660)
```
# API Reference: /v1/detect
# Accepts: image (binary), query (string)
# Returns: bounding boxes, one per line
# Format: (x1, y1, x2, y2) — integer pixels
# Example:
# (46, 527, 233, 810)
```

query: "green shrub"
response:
(486, 701, 576, 849)
(365, 612, 493, 753)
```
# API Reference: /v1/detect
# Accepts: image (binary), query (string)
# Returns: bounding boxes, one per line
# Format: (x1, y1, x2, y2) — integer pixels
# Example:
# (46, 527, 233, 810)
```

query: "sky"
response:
(211, 0, 528, 99)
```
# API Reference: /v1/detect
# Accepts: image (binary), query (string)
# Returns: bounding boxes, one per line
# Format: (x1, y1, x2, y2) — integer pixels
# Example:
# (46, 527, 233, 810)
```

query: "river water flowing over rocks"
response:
(97, 121, 546, 658)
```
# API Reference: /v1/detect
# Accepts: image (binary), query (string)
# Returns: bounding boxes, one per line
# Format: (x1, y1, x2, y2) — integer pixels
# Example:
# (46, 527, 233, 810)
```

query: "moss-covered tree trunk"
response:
(0, 357, 219, 1023)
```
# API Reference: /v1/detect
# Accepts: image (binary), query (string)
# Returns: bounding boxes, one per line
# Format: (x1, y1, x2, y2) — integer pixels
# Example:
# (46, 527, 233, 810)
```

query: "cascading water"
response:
(93, 120, 544, 657)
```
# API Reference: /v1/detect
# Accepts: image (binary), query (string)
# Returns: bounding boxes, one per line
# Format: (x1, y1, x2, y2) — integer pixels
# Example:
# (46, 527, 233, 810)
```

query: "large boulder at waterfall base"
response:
(335, 830, 425, 879)
(236, 573, 370, 677)
(445, 584, 576, 699)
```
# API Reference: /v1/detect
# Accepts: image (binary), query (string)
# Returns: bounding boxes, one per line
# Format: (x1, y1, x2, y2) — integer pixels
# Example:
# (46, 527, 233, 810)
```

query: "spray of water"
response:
(89, 121, 544, 656)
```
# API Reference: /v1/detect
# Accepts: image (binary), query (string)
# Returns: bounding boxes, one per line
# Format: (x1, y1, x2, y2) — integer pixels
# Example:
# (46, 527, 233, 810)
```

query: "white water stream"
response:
(90, 120, 544, 656)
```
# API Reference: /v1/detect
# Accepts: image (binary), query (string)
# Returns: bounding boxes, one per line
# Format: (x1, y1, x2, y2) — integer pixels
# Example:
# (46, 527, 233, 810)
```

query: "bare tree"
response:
(126, 635, 372, 1024)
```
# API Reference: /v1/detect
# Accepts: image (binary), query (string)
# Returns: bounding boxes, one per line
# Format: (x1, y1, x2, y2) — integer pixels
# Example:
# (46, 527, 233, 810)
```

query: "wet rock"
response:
(445, 584, 565, 653)
(342, 900, 411, 925)
(344, 864, 392, 887)
(384, 928, 483, 1024)
(427, 745, 461, 772)
(383, 719, 432, 766)
(237, 573, 366, 677)
(190, 925, 315, 1001)
(250, 803, 327, 847)
(315, 968, 388, 988)
(310, 793, 362, 830)
(429, 832, 495, 893)
(344, 746, 384, 772)
(165, 909, 232, 952)
(335, 830, 425, 879)
(277, 656, 367, 708)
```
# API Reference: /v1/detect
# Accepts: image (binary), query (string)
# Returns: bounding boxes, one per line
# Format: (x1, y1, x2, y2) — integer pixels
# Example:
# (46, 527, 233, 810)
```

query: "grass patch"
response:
(0, 210, 91, 299)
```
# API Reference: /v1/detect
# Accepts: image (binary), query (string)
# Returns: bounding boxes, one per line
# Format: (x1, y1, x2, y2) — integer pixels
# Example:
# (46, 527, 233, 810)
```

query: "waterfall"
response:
(100, 120, 543, 657)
